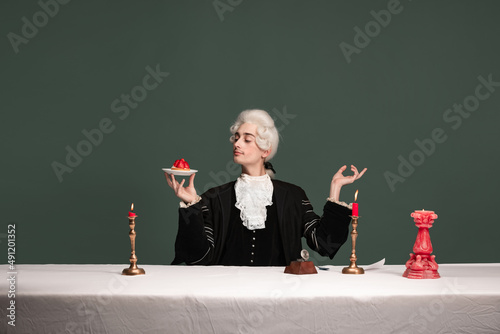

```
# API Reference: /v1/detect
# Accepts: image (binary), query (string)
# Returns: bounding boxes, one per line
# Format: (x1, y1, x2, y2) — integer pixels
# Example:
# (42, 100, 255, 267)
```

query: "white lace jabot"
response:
(235, 173, 273, 230)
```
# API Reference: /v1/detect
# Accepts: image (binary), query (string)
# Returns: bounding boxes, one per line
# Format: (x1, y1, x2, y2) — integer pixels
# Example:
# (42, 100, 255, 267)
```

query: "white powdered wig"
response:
(229, 109, 279, 162)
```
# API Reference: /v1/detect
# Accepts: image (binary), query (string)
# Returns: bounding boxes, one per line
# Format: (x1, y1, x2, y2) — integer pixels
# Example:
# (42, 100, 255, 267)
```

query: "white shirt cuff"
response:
(326, 198, 352, 209)
(179, 195, 202, 208)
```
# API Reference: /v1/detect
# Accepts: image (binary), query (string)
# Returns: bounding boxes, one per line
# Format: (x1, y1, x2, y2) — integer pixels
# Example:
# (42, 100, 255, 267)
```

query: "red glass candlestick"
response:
(403, 210, 440, 279)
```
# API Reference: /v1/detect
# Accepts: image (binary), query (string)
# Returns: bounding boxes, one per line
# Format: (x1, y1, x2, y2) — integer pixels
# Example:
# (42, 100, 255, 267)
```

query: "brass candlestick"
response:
(122, 214, 145, 276)
(342, 216, 364, 275)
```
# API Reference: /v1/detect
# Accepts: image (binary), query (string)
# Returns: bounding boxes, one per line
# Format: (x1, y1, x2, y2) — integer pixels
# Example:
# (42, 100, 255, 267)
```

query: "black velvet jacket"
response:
(172, 179, 352, 265)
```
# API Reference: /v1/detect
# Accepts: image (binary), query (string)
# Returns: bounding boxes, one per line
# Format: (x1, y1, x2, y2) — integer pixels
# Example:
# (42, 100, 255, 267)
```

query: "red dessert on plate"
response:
(171, 158, 190, 171)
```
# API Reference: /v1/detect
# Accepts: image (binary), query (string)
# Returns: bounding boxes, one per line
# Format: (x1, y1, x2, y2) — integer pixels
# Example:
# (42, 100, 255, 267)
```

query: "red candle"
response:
(352, 203, 359, 216)
(128, 203, 137, 217)
(352, 190, 359, 216)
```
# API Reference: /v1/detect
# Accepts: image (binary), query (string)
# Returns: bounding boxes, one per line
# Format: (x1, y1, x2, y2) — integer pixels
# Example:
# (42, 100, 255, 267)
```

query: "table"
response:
(1, 264, 499, 333)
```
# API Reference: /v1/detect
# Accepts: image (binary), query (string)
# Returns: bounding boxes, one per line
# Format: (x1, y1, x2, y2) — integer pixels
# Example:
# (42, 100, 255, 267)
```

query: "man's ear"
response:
(261, 148, 271, 159)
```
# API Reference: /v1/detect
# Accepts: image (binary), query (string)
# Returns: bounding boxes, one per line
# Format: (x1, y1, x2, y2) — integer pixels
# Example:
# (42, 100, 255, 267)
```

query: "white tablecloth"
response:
(1, 264, 499, 333)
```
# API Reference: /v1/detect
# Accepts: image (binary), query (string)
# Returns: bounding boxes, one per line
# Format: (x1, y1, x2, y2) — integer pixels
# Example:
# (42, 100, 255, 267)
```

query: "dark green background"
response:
(1, 0, 499, 266)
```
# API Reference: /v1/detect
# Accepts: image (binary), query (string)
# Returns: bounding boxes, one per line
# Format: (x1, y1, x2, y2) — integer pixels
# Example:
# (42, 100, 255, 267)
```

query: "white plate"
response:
(162, 168, 198, 176)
